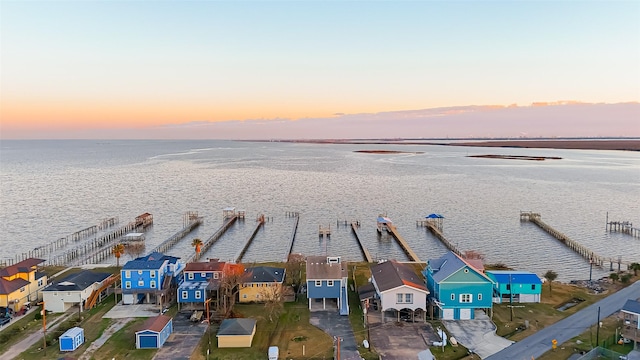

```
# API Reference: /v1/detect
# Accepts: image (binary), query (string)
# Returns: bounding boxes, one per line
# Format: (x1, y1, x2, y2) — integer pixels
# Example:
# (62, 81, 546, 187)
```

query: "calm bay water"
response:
(1, 139, 639, 282)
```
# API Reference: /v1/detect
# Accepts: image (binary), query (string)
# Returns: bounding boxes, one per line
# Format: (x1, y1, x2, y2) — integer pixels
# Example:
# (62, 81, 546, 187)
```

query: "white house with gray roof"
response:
(43, 270, 112, 313)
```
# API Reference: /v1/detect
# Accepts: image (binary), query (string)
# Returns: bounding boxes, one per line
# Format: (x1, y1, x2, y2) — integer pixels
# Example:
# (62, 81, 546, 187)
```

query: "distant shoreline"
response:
(255, 139, 640, 151)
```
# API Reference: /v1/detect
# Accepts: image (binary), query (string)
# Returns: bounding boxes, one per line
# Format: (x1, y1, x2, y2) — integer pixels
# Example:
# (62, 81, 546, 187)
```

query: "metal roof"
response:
(485, 271, 542, 285)
(622, 299, 640, 316)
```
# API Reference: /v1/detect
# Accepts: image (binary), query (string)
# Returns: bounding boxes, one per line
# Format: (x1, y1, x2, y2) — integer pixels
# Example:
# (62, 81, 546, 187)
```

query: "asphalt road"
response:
(486, 281, 640, 360)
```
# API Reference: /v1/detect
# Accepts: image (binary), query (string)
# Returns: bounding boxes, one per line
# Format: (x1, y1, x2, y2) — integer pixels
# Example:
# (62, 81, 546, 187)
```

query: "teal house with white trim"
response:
(423, 251, 495, 320)
(485, 270, 542, 304)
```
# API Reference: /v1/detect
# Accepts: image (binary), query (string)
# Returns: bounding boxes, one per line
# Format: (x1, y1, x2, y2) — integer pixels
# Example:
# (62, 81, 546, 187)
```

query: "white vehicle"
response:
(268, 346, 279, 360)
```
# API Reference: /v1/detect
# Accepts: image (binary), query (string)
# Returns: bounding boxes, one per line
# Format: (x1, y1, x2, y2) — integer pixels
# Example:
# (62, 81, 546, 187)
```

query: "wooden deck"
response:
(351, 222, 373, 263)
(385, 223, 421, 263)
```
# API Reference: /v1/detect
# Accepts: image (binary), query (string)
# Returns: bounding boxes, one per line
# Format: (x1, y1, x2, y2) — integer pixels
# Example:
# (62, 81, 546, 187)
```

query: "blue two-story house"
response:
(177, 259, 226, 310)
(121, 252, 184, 305)
(306, 255, 349, 315)
(423, 251, 495, 320)
(485, 270, 542, 304)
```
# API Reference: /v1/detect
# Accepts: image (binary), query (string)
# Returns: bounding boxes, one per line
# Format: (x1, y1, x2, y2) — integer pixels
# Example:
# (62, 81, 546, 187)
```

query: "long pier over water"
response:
(520, 211, 617, 267)
(284, 212, 300, 262)
(235, 214, 266, 263)
(377, 217, 421, 262)
(188, 213, 238, 263)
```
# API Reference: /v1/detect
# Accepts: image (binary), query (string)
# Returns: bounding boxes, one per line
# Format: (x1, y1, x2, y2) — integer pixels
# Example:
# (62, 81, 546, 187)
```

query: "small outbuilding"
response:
(59, 326, 84, 352)
(135, 315, 173, 349)
(216, 318, 257, 348)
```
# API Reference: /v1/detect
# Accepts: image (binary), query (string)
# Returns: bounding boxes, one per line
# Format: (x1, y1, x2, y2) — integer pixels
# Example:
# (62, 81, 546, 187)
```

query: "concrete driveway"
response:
(366, 311, 440, 360)
(310, 310, 362, 360)
(442, 312, 513, 359)
(153, 312, 208, 360)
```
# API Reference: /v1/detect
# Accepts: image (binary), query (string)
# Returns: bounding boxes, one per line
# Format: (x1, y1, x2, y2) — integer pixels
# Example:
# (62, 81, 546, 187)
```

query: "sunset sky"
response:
(1, 1, 639, 139)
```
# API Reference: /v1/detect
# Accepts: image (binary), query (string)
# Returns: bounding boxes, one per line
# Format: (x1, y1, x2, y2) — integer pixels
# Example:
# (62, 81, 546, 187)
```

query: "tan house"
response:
(239, 266, 285, 303)
(216, 318, 257, 348)
(0, 258, 47, 311)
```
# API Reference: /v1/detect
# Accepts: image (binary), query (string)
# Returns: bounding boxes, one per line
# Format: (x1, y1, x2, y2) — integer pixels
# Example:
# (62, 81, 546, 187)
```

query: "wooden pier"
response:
(284, 212, 300, 262)
(607, 220, 640, 238)
(350, 222, 373, 262)
(319, 225, 331, 237)
(187, 213, 238, 263)
(47, 214, 152, 266)
(520, 211, 606, 267)
(419, 219, 463, 257)
(235, 214, 266, 263)
(375, 216, 420, 262)
(152, 212, 203, 254)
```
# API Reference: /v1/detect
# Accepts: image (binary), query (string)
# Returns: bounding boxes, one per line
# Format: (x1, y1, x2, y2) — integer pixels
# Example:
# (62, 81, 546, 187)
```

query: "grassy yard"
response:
(0, 309, 64, 357)
(195, 297, 334, 360)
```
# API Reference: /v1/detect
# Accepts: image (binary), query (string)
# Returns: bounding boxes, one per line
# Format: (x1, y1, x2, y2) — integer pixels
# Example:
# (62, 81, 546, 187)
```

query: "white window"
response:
(195, 291, 201, 299)
(315, 280, 322, 287)
(138, 280, 144, 287)
(213, 272, 219, 279)
(138, 270, 143, 275)
(478, 293, 483, 301)
(188, 273, 194, 280)
(182, 291, 188, 299)
(460, 294, 472, 303)
(201, 272, 206, 278)
(38, 279, 43, 286)
(53, 292, 58, 296)
(327, 280, 334, 286)
(397, 294, 403, 303)
(451, 293, 455, 301)
(125, 282, 131, 289)
(125, 271, 131, 278)
(20, 287, 25, 292)
(150, 272, 156, 278)
(405, 294, 413, 304)
(243, 294, 247, 298)
(150, 281, 156, 288)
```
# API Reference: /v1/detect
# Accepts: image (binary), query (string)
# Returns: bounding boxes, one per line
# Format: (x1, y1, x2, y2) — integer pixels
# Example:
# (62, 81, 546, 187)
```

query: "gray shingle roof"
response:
(45, 270, 111, 291)
(217, 318, 256, 336)
(622, 299, 640, 315)
(244, 266, 285, 283)
(371, 261, 428, 292)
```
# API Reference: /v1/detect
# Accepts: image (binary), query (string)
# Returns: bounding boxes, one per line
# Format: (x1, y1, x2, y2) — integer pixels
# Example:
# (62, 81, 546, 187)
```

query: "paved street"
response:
(486, 281, 640, 360)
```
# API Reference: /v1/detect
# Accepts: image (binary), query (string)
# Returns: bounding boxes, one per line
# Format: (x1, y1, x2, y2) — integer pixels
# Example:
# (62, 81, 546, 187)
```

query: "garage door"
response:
(138, 335, 158, 349)
(442, 309, 454, 320)
(459, 308, 471, 320)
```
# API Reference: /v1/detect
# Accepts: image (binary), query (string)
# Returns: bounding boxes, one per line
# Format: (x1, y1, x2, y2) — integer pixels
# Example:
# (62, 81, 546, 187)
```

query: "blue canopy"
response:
(425, 214, 444, 219)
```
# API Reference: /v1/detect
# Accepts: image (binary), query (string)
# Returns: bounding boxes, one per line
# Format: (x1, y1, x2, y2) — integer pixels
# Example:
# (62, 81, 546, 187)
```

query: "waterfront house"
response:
(59, 326, 84, 352)
(43, 270, 113, 313)
(621, 299, 640, 344)
(135, 315, 173, 349)
(121, 252, 184, 306)
(485, 270, 543, 304)
(239, 266, 286, 303)
(423, 251, 495, 320)
(216, 318, 257, 348)
(177, 259, 226, 310)
(306, 255, 349, 315)
(366, 260, 430, 322)
(0, 258, 47, 312)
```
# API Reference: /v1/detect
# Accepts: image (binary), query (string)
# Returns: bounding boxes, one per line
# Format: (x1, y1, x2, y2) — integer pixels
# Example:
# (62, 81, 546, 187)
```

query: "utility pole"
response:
(509, 273, 513, 321)
(596, 306, 601, 347)
(38, 301, 46, 353)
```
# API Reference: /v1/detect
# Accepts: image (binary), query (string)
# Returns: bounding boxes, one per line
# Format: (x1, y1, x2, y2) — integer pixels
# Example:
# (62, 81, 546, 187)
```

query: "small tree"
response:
(630, 263, 640, 276)
(191, 238, 203, 261)
(620, 273, 632, 284)
(285, 253, 305, 293)
(219, 263, 245, 318)
(609, 272, 619, 283)
(544, 270, 558, 294)
(260, 281, 285, 322)
(112, 243, 125, 267)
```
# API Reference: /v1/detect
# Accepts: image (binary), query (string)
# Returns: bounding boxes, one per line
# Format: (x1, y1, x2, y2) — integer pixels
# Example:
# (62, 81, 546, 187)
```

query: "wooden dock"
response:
(520, 211, 607, 267)
(284, 212, 300, 262)
(607, 220, 640, 238)
(350, 222, 373, 262)
(152, 212, 203, 254)
(46, 214, 152, 266)
(420, 220, 463, 257)
(385, 223, 421, 263)
(187, 214, 237, 263)
(235, 214, 266, 263)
